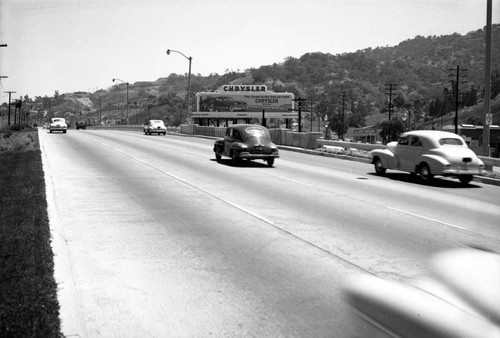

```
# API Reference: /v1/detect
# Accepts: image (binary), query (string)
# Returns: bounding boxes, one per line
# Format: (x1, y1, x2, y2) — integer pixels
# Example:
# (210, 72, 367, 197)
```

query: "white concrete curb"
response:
(39, 131, 88, 338)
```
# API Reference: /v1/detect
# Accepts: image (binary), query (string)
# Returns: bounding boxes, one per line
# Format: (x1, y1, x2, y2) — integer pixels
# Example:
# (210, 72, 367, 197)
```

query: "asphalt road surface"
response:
(39, 129, 500, 337)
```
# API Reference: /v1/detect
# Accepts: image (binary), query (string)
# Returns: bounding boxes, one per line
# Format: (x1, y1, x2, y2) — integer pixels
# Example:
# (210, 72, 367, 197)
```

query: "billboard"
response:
(193, 88, 296, 119)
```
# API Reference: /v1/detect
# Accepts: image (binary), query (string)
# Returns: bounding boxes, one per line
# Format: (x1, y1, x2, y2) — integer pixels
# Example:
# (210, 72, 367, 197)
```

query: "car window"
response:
(439, 138, 464, 146)
(245, 127, 267, 138)
(410, 137, 422, 147)
(398, 137, 409, 145)
(232, 130, 241, 140)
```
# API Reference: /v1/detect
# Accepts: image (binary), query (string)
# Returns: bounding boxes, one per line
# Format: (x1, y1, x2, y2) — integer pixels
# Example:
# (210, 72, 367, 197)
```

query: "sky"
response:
(1, 0, 499, 102)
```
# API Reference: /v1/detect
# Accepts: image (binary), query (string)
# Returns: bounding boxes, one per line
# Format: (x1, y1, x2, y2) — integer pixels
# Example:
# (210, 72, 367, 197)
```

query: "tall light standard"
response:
(112, 78, 129, 125)
(166, 49, 192, 125)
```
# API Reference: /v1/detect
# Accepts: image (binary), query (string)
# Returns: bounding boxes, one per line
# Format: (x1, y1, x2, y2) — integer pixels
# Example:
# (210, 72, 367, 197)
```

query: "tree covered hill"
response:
(5, 25, 499, 128)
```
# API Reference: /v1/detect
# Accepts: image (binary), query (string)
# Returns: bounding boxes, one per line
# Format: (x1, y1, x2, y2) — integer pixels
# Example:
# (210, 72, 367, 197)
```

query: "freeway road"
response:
(39, 129, 500, 337)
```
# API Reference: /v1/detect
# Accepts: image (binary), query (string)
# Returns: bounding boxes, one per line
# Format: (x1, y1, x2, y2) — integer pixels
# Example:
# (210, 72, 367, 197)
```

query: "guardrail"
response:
(480, 156, 500, 171)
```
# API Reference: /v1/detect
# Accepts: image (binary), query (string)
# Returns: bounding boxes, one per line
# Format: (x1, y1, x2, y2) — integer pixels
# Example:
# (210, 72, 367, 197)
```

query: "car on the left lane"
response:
(144, 120, 167, 135)
(49, 118, 67, 133)
(213, 124, 279, 166)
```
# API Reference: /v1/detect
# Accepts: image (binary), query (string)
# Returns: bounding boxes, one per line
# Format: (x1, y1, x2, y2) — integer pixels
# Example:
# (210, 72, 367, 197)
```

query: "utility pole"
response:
(341, 92, 346, 140)
(483, 0, 492, 156)
(293, 97, 308, 132)
(449, 65, 467, 134)
(99, 96, 102, 126)
(309, 98, 314, 132)
(385, 84, 397, 120)
(4, 91, 16, 125)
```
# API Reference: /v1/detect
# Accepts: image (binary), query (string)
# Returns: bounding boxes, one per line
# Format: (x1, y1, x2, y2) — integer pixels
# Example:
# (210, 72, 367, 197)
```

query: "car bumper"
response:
(238, 152, 279, 160)
(147, 129, 166, 133)
(441, 167, 482, 175)
(49, 127, 67, 131)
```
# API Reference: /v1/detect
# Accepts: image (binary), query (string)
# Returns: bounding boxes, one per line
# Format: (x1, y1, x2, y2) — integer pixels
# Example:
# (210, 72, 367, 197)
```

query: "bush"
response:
(10, 124, 22, 131)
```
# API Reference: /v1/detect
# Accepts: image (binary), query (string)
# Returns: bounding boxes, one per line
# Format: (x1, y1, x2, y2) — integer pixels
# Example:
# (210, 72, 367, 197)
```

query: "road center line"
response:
(387, 207, 466, 230)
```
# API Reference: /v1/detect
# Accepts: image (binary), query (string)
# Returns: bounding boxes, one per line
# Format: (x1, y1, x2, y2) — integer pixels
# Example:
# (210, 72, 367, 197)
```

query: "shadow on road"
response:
(367, 172, 481, 189)
(210, 158, 274, 168)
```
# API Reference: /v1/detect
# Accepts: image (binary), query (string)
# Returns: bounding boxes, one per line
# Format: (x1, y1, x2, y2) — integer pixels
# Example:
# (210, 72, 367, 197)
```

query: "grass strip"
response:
(0, 130, 62, 337)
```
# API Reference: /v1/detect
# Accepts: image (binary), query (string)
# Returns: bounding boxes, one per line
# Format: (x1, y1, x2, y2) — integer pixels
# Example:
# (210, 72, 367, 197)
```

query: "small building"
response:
(352, 126, 379, 143)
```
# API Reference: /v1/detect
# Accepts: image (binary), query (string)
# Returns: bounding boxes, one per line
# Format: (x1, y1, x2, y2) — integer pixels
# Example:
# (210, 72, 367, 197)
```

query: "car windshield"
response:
(150, 120, 164, 125)
(244, 127, 268, 138)
(439, 138, 464, 146)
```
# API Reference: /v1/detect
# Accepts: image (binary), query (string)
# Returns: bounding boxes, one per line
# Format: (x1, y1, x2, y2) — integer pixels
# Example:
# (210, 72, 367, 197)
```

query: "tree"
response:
(328, 113, 349, 140)
(492, 70, 500, 99)
(379, 119, 405, 143)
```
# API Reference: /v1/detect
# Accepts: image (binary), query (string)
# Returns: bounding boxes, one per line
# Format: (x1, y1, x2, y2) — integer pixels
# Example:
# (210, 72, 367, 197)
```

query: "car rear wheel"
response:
(215, 152, 221, 162)
(374, 158, 386, 176)
(266, 158, 275, 167)
(458, 175, 473, 184)
(231, 152, 240, 166)
(419, 163, 433, 182)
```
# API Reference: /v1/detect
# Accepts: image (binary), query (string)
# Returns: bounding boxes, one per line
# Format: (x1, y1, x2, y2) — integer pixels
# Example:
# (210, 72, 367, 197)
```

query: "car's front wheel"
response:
(374, 158, 386, 176)
(266, 158, 275, 167)
(419, 163, 433, 182)
(215, 152, 221, 162)
(458, 175, 473, 185)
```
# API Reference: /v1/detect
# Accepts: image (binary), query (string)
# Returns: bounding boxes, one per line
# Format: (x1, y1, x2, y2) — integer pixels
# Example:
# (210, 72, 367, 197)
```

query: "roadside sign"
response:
(486, 113, 493, 125)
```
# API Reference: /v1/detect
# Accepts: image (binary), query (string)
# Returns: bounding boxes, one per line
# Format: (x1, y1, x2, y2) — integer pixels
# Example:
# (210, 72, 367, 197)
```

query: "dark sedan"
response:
(213, 124, 279, 166)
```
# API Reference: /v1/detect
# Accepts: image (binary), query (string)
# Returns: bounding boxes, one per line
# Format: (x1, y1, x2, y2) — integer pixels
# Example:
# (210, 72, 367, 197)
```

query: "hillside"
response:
(4, 24, 499, 129)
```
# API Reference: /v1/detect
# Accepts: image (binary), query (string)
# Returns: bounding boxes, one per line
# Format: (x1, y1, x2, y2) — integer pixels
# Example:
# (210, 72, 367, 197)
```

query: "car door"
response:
(398, 136, 423, 173)
(223, 128, 232, 156)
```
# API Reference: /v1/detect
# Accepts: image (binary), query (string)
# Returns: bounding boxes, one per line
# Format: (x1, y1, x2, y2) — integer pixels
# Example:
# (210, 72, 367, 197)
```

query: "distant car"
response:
(213, 124, 279, 166)
(76, 121, 87, 130)
(201, 96, 247, 112)
(370, 130, 484, 184)
(49, 118, 67, 134)
(144, 120, 166, 135)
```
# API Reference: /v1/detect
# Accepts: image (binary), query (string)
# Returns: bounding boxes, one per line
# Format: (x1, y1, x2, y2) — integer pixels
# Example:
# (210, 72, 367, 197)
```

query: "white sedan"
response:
(144, 120, 167, 135)
(49, 117, 67, 134)
(370, 130, 484, 184)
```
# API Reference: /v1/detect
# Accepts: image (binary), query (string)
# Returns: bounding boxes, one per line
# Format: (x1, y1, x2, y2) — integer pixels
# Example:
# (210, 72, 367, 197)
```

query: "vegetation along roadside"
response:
(0, 126, 62, 337)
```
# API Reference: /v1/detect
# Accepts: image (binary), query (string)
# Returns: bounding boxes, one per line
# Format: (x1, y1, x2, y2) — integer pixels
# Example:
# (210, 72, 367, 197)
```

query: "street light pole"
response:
(112, 78, 129, 125)
(166, 49, 192, 125)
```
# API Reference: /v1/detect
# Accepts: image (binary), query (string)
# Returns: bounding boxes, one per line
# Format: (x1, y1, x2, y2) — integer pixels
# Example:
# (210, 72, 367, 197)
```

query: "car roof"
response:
(228, 124, 267, 131)
(401, 130, 462, 139)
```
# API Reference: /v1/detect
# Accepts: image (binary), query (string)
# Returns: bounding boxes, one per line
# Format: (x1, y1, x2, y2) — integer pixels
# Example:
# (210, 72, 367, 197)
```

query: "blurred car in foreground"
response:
(144, 120, 166, 135)
(213, 124, 279, 166)
(49, 118, 67, 133)
(76, 121, 87, 130)
(343, 247, 500, 337)
(370, 130, 484, 184)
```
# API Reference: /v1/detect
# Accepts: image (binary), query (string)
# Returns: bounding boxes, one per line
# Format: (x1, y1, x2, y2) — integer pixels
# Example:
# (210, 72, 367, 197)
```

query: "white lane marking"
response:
(387, 207, 466, 230)
(94, 139, 275, 225)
